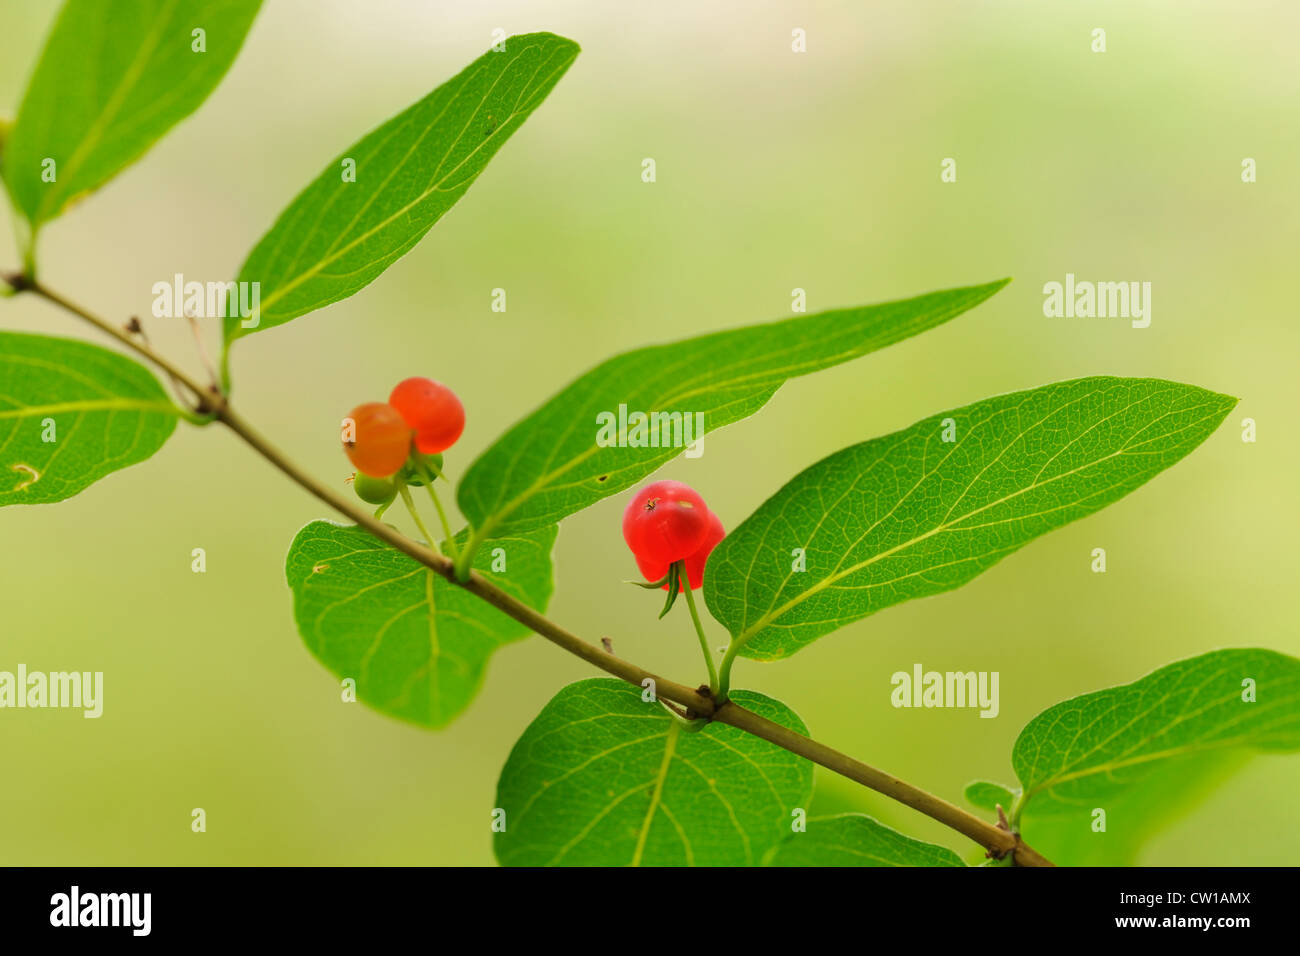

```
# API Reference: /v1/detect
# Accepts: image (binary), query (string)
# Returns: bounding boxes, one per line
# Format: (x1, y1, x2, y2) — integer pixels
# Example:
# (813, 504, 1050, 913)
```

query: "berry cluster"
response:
(343, 377, 464, 505)
(622, 480, 726, 593)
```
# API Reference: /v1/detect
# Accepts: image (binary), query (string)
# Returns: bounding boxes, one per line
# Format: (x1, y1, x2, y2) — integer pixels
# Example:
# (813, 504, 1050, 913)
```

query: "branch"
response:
(709, 704, 1053, 866)
(10, 275, 216, 413)
(9, 276, 1053, 867)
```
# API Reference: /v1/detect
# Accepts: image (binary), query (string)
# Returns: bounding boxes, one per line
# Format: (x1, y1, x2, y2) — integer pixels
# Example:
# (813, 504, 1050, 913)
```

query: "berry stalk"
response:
(398, 482, 440, 552)
(417, 461, 461, 566)
(681, 571, 719, 696)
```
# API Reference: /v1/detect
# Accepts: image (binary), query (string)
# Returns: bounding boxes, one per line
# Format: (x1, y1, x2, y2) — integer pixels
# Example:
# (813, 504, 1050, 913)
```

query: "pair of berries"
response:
(622, 480, 725, 593)
(343, 377, 464, 479)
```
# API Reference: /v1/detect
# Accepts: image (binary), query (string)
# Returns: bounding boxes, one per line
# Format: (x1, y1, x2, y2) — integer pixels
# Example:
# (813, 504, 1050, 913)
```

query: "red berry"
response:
(343, 402, 411, 478)
(389, 377, 465, 454)
(622, 480, 710, 564)
(636, 510, 726, 592)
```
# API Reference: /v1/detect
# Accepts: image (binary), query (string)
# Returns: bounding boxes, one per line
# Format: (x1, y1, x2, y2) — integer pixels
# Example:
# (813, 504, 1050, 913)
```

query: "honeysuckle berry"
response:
(636, 510, 725, 592)
(352, 471, 397, 506)
(342, 401, 412, 478)
(389, 377, 465, 454)
(399, 452, 444, 487)
(622, 480, 710, 565)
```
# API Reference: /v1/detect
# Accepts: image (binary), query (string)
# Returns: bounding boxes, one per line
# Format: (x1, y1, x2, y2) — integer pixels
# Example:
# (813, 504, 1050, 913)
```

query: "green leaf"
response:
(460, 280, 1010, 542)
(225, 32, 579, 344)
(1020, 752, 1248, 866)
(285, 519, 556, 729)
(766, 813, 966, 867)
(0, 332, 178, 505)
(705, 377, 1237, 660)
(494, 678, 813, 866)
(1013, 648, 1300, 817)
(964, 780, 1016, 811)
(3, 0, 262, 232)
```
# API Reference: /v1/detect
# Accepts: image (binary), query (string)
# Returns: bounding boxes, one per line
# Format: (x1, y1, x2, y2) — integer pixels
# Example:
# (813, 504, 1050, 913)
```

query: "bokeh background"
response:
(2, 0, 1296, 866)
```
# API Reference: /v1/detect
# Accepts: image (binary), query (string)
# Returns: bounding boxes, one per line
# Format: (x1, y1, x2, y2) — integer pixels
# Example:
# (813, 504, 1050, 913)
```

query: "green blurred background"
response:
(2, 0, 1296, 866)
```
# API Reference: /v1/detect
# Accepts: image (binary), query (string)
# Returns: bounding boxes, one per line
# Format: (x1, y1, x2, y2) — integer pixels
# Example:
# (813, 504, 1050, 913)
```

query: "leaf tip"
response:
(511, 31, 581, 57)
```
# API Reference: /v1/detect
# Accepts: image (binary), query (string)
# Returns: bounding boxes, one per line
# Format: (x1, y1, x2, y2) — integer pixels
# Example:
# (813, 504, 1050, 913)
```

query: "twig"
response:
(186, 311, 220, 389)
(9, 275, 1054, 867)
(125, 313, 196, 413)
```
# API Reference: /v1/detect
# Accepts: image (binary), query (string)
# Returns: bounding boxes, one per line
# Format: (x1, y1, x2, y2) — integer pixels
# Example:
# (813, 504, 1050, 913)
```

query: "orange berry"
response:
(343, 402, 411, 478)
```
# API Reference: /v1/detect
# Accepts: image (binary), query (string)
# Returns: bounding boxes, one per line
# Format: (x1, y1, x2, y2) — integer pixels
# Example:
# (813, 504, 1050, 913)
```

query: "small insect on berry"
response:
(636, 510, 726, 592)
(352, 472, 397, 506)
(622, 480, 711, 565)
(342, 402, 411, 478)
(389, 377, 465, 454)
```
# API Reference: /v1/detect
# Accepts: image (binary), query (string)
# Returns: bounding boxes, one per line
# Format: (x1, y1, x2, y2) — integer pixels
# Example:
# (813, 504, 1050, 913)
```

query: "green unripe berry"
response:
(352, 471, 397, 505)
(400, 452, 444, 487)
